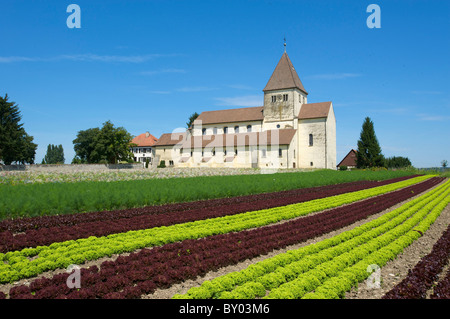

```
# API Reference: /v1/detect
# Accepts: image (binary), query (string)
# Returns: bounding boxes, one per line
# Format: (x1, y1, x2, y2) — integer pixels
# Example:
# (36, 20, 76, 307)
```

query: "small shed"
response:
(337, 149, 357, 170)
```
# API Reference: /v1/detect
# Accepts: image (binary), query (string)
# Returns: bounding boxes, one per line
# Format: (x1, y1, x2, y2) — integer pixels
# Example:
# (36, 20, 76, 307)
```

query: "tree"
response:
(385, 156, 412, 168)
(0, 94, 37, 165)
(442, 160, 448, 168)
(42, 144, 65, 164)
(356, 117, 385, 168)
(73, 121, 135, 164)
(186, 112, 199, 129)
(73, 127, 100, 163)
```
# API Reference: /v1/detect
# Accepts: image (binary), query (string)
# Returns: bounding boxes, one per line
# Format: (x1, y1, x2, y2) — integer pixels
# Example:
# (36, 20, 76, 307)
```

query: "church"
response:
(152, 51, 336, 170)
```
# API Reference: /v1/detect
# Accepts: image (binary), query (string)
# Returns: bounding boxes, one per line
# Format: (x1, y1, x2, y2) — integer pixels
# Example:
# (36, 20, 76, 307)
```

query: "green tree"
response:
(186, 112, 199, 129)
(0, 94, 37, 165)
(73, 127, 100, 163)
(42, 144, 65, 164)
(73, 121, 134, 164)
(442, 160, 448, 168)
(385, 156, 412, 168)
(356, 117, 385, 168)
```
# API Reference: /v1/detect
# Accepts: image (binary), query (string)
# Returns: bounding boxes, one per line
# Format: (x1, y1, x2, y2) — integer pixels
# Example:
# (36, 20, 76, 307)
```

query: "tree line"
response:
(1, 94, 137, 165)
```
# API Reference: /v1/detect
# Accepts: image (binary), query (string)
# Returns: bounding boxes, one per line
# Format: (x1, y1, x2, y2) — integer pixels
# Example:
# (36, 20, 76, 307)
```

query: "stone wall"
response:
(0, 163, 144, 172)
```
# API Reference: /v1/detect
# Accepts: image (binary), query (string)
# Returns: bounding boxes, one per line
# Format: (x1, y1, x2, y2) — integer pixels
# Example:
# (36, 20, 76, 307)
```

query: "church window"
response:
(213, 127, 217, 134)
(271, 95, 276, 103)
(277, 124, 281, 129)
(212, 148, 215, 156)
(202, 150, 204, 157)
(309, 134, 313, 146)
(190, 151, 193, 157)
(224, 149, 227, 156)
(224, 126, 228, 134)
(235, 148, 238, 156)
(283, 94, 288, 101)
(310, 162, 313, 167)
(278, 148, 283, 157)
(202, 128, 206, 135)
(247, 125, 252, 132)
(235, 126, 239, 133)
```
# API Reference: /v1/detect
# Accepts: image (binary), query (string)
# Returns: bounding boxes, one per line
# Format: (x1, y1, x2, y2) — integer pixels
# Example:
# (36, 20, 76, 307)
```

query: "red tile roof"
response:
(263, 52, 307, 94)
(131, 132, 158, 147)
(298, 102, 332, 119)
(194, 106, 264, 125)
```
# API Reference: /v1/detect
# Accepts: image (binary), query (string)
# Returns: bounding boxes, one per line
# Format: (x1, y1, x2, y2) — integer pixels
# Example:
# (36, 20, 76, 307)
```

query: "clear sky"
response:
(0, 0, 449, 167)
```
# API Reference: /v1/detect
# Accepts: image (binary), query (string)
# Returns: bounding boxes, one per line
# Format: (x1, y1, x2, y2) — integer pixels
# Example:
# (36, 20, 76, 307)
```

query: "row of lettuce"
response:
(0, 175, 431, 285)
(2, 176, 442, 299)
(174, 178, 450, 299)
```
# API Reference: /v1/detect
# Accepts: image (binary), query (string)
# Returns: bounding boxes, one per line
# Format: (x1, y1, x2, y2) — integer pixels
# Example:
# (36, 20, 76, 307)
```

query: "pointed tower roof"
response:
(263, 52, 307, 95)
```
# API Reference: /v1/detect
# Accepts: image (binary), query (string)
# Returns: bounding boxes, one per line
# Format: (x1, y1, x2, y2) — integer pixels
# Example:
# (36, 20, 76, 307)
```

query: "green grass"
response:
(0, 169, 418, 220)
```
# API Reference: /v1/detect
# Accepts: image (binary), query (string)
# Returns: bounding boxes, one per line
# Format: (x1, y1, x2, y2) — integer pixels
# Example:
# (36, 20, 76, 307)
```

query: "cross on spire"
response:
(284, 37, 286, 53)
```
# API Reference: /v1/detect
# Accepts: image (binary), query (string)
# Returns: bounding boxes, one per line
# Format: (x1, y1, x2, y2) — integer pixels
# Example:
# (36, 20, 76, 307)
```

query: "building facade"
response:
(153, 52, 336, 170)
(131, 131, 158, 164)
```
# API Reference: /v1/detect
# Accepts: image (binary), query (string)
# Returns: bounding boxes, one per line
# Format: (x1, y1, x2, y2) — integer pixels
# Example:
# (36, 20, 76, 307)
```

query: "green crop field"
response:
(0, 169, 417, 220)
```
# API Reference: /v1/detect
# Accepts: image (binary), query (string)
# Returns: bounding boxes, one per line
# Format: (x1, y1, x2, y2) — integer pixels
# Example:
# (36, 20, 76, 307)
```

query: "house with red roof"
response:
(131, 132, 158, 164)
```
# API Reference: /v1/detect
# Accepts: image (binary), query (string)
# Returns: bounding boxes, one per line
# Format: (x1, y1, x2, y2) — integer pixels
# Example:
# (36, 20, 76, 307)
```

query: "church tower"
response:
(262, 52, 308, 128)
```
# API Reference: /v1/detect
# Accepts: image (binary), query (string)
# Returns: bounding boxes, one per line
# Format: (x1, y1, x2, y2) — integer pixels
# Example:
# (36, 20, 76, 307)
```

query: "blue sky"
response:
(0, 0, 449, 167)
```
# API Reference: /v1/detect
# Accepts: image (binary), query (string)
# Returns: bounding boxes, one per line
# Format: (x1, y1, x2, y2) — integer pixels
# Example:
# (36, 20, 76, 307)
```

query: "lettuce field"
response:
(0, 170, 448, 300)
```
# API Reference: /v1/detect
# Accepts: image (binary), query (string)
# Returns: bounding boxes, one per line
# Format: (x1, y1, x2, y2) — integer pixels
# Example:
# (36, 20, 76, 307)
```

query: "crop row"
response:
(382, 223, 450, 299)
(430, 269, 450, 299)
(175, 178, 450, 299)
(3, 176, 442, 299)
(0, 175, 430, 284)
(0, 177, 414, 252)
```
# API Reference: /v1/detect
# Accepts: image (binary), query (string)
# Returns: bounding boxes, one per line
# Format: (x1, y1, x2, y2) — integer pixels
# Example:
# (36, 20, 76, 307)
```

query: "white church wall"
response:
(298, 118, 327, 168)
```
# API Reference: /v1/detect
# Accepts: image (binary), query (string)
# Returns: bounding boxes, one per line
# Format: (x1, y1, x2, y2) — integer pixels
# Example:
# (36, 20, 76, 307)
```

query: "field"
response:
(0, 168, 448, 302)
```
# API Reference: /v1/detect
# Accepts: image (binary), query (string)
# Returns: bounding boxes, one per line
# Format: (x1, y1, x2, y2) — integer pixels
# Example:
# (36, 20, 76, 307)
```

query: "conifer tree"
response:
(356, 117, 385, 168)
(42, 144, 65, 164)
(0, 94, 37, 164)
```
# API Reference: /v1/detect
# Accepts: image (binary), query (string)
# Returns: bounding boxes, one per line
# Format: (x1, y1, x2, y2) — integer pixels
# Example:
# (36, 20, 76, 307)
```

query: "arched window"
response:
(224, 126, 228, 134)
(309, 134, 313, 146)
(202, 128, 206, 135)
(247, 125, 252, 132)
(234, 126, 239, 133)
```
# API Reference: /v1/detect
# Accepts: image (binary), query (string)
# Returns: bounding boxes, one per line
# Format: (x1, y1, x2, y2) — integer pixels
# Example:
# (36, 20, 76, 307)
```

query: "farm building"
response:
(337, 149, 358, 169)
(153, 51, 336, 169)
